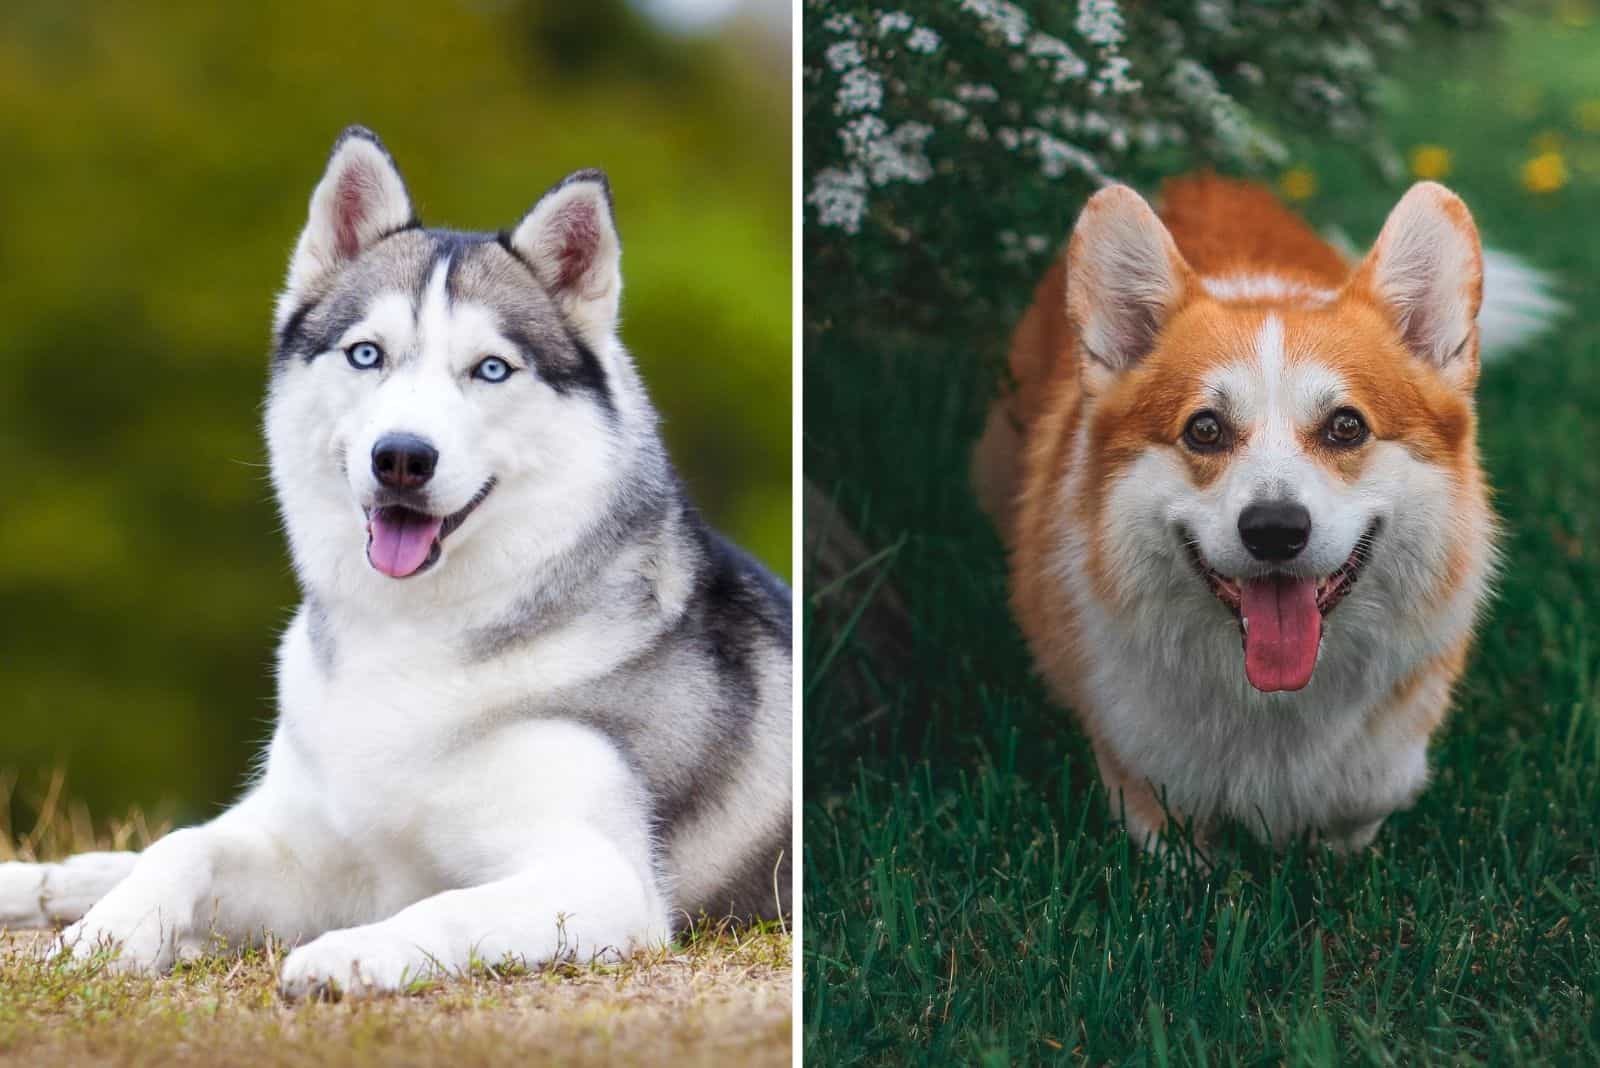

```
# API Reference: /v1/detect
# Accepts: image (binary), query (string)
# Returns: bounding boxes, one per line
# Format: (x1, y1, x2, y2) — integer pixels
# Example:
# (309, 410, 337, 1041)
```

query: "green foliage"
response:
(0, 0, 789, 823)
(803, 0, 1492, 348)
(804, 9, 1600, 1063)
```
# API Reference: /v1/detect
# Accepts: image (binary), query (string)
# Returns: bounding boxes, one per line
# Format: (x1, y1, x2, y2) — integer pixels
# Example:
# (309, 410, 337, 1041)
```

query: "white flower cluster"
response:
(807, 168, 869, 235)
(1168, 58, 1286, 165)
(804, 0, 1489, 278)
(1026, 34, 1088, 85)
(960, 0, 1030, 47)
(806, 5, 954, 232)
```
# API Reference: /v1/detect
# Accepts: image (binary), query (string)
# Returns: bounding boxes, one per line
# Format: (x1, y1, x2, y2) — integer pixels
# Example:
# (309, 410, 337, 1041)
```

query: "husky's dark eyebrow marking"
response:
(560, 328, 613, 409)
(273, 221, 425, 365)
(493, 319, 614, 414)
(276, 300, 318, 359)
(275, 289, 381, 367)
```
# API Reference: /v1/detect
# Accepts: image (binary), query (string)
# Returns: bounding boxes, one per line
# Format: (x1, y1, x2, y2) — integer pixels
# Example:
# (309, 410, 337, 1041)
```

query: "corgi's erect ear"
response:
(1066, 184, 1193, 380)
(281, 126, 415, 317)
(1350, 182, 1483, 388)
(509, 170, 622, 341)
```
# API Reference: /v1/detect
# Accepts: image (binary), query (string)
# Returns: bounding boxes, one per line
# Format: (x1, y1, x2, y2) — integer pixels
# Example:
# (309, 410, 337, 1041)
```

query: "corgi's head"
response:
(1066, 182, 1488, 693)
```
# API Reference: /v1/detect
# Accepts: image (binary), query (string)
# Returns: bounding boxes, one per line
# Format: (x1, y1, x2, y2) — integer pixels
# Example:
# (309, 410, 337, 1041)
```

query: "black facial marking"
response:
(560, 329, 613, 409)
(275, 300, 318, 362)
(275, 290, 377, 366)
(273, 221, 618, 415)
(498, 321, 613, 412)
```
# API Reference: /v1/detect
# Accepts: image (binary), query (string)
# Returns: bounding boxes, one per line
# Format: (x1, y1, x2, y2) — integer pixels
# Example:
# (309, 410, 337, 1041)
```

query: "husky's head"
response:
(267, 127, 654, 604)
(1062, 183, 1494, 695)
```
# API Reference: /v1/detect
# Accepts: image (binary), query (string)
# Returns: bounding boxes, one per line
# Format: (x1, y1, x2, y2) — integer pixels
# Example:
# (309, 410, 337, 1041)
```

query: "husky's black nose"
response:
(1239, 501, 1311, 562)
(372, 434, 438, 490)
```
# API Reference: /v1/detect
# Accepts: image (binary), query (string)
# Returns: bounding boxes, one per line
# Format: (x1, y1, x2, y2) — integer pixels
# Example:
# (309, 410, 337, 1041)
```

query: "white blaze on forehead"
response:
(1202, 314, 1284, 427)
(1256, 314, 1284, 397)
(415, 257, 454, 364)
(1204, 314, 1350, 434)
(412, 257, 519, 373)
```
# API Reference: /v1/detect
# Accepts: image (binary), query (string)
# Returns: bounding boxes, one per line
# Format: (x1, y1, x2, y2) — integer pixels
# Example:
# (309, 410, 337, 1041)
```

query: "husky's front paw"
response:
(54, 898, 187, 975)
(279, 926, 438, 1000)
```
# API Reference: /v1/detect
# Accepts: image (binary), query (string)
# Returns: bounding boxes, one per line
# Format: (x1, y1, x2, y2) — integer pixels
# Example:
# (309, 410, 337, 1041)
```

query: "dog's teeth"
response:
(1241, 617, 1249, 634)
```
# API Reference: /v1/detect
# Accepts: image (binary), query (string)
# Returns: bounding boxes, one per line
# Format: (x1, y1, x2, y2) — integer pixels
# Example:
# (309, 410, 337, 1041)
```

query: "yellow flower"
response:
(1409, 145, 1453, 181)
(1521, 151, 1569, 194)
(1575, 98, 1600, 133)
(1279, 167, 1317, 202)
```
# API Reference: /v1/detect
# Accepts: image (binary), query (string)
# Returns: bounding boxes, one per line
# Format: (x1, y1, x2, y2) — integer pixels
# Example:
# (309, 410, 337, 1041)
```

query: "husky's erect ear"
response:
(508, 170, 621, 341)
(1066, 184, 1193, 383)
(281, 127, 415, 315)
(1348, 182, 1483, 389)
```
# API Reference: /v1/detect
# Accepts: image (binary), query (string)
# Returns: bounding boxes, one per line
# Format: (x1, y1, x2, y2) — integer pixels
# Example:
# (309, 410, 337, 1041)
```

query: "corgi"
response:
(973, 174, 1510, 855)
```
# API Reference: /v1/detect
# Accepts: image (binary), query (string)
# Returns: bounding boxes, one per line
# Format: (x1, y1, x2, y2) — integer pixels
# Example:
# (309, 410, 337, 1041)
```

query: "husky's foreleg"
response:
(276, 720, 669, 1000)
(52, 791, 339, 973)
(0, 852, 139, 928)
(278, 822, 670, 999)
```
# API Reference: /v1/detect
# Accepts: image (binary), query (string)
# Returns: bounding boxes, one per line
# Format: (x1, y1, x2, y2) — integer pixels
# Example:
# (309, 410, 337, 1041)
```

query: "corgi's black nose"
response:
(1239, 501, 1311, 562)
(372, 434, 438, 490)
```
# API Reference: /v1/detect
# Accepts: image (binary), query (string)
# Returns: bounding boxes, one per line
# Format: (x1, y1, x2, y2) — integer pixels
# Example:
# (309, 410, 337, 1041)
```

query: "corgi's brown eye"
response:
(1182, 411, 1227, 451)
(1324, 408, 1369, 447)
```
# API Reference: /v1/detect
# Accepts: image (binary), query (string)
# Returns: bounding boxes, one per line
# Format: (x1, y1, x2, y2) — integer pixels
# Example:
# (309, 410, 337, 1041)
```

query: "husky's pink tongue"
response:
(1240, 574, 1322, 692)
(366, 508, 444, 578)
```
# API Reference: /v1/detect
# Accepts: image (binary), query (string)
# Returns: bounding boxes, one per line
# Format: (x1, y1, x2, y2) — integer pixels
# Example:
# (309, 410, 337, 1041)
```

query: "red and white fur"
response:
(973, 174, 1545, 854)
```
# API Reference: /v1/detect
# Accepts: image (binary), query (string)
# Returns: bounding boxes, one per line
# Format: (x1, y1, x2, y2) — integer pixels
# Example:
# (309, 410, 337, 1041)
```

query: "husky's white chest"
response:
(269, 611, 571, 883)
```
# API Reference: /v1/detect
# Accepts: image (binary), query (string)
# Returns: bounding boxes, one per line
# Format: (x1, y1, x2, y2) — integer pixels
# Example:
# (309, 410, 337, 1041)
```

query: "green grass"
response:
(802, 10, 1600, 1065)
(0, 778, 793, 1067)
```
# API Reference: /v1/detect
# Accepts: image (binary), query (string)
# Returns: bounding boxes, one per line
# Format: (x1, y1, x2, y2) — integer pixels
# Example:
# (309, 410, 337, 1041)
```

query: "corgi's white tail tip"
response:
(1479, 247, 1567, 362)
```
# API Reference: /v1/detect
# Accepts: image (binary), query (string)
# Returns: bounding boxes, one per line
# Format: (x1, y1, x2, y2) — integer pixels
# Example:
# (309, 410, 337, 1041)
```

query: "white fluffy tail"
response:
(0, 852, 138, 928)
(1477, 247, 1567, 361)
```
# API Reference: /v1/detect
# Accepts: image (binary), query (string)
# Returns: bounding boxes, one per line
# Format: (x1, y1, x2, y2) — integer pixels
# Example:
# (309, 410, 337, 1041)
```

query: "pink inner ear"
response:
(334, 162, 375, 261)
(551, 201, 600, 291)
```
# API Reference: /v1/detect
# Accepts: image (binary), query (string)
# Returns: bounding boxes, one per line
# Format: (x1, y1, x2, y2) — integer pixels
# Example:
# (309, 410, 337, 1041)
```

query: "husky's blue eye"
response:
(346, 342, 384, 370)
(473, 357, 513, 383)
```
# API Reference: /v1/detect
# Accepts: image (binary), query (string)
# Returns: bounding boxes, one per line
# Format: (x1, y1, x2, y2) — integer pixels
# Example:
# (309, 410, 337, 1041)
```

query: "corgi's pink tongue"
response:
(1240, 574, 1321, 692)
(366, 508, 443, 578)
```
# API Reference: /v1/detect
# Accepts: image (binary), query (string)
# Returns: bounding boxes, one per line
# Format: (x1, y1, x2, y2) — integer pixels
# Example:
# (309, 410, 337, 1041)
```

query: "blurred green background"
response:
(0, 0, 791, 828)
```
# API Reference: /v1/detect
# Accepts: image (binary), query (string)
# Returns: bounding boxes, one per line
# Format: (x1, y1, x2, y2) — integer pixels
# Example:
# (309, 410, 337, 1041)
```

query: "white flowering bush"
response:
(804, 0, 1493, 344)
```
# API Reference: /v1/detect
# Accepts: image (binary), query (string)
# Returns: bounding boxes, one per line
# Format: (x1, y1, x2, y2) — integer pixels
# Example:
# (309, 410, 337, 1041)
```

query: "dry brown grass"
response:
(0, 775, 792, 1067)
(0, 769, 168, 863)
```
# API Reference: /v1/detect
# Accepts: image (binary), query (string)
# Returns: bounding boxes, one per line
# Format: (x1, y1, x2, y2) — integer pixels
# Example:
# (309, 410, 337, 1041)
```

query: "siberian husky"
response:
(0, 127, 792, 997)
(973, 174, 1553, 856)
